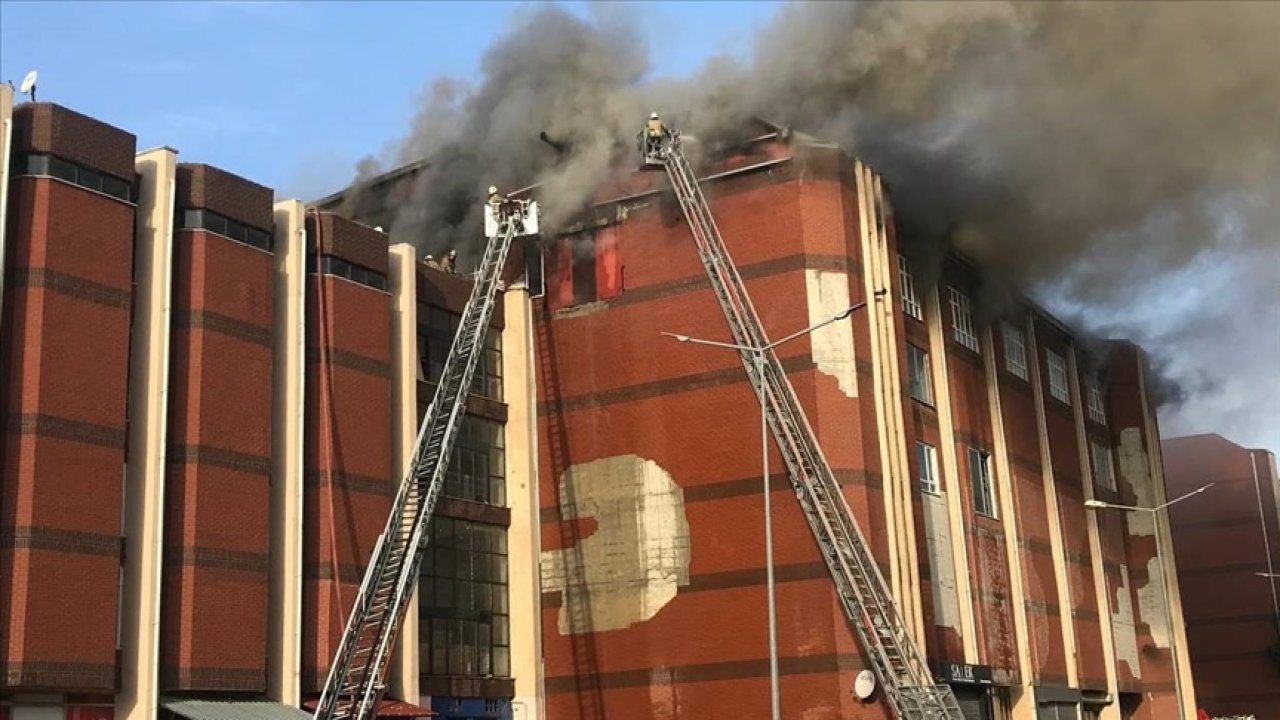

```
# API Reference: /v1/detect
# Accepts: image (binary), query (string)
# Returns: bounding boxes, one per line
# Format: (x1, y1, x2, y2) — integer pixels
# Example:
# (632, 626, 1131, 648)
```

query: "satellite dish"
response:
(19, 70, 37, 101)
(852, 670, 877, 700)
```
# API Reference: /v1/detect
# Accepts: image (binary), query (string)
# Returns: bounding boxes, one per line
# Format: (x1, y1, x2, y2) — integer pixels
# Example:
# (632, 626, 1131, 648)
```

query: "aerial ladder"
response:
(642, 121, 965, 720)
(314, 195, 539, 720)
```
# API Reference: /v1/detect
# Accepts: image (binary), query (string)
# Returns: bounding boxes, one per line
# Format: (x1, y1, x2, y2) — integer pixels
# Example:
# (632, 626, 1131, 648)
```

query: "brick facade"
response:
(300, 213, 394, 694)
(159, 164, 276, 692)
(1, 103, 136, 692)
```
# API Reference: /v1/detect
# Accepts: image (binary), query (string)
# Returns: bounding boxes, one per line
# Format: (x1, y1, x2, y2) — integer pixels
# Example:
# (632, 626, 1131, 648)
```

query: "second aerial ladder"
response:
(314, 196, 538, 720)
(646, 125, 964, 720)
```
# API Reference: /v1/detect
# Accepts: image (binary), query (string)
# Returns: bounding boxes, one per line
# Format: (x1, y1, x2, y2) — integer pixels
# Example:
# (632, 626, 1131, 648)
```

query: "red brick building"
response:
(528, 128, 1195, 720)
(1, 89, 1203, 720)
(1163, 434, 1280, 718)
(1, 100, 137, 699)
(162, 163, 276, 693)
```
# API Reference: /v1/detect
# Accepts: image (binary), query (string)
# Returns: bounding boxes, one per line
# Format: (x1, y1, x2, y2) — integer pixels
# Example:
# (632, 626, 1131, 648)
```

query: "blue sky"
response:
(0, 0, 781, 200)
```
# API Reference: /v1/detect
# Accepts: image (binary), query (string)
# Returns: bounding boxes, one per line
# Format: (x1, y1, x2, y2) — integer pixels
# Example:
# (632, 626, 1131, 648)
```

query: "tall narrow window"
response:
(968, 447, 996, 518)
(907, 344, 933, 405)
(1086, 376, 1107, 424)
(916, 441, 940, 494)
(949, 287, 980, 352)
(1091, 440, 1116, 491)
(898, 255, 923, 320)
(1002, 322, 1028, 380)
(1046, 350, 1070, 404)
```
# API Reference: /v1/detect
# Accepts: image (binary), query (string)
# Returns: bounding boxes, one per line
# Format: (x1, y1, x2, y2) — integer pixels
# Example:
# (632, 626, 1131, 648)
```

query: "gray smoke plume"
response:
(379, 5, 647, 253)
(354, 1, 1279, 450)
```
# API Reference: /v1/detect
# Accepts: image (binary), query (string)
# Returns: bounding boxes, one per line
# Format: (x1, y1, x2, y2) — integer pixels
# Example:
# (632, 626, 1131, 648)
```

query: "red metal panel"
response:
(594, 226, 622, 300)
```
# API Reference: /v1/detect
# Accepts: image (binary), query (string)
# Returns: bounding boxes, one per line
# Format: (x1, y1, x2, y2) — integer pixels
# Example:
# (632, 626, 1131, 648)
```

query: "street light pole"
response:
(1084, 481, 1214, 720)
(662, 303, 865, 720)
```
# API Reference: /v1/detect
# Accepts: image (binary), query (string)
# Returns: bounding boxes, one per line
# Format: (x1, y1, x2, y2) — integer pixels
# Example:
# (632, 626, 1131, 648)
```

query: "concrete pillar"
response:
(1025, 317, 1079, 688)
(1068, 347, 1121, 720)
(1135, 355, 1197, 718)
(268, 199, 307, 705)
(924, 286, 980, 663)
(504, 283, 544, 720)
(0, 82, 13, 333)
(981, 325, 1035, 719)
(388, 243, 420, 704)
(119, 146, 178, 720)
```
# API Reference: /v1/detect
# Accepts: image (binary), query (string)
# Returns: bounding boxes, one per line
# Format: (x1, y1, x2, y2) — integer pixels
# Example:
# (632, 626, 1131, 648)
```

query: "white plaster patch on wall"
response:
(921, 494, 962, 631)
(1110, 564, 1142, 678)
(1118, 427, 1156, 537)
(1137, 555, 1171, 648)
(540, 454, 692, 635)
(804, 269, 858, 398)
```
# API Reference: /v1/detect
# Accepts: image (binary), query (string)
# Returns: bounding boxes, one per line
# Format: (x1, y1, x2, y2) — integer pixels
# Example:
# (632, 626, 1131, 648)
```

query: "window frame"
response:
(948, 287, 980, 352)
(898, 255, 923, 321)
(418, 517, 511, 679)
(906, 344, 934, 405)
(916, 441, 940, 495)
(1046, 349, 1070, 404)
(1001, 322, 1029, 380)
(968, 446, 997, 518)
(1086, 376, 1107, 424)
(416, 304, 503, 402)
(1090, 439, 1116, 491)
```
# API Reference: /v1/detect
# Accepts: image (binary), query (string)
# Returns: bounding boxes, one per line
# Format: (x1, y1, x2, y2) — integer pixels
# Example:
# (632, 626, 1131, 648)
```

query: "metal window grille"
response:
(898, 255, 923, 320)
(1002, 322, 1028, 380)
(1091, 440, 1116, 491)
(949, 287, 980, 352)
(1086, 377, 1107, 424)
(1047, 350, 1070, 404)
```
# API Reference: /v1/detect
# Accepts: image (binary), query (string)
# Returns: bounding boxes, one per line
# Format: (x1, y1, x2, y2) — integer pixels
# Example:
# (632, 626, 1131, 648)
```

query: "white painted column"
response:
(119, 146, 178, 720)
(982, 325, 1035, 719)
(1067, 347, 1121, 720)
(268, 199, 307, 705)
(925, 288, 980, 662)
(388, 243, 421, 704)
(1025, 318, 1079, 688)
(504, 283, 545, 720)
(0, 83, 13, 336)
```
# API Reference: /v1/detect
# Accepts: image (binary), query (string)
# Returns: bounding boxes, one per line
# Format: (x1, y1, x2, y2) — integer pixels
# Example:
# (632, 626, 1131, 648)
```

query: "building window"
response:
(1001, 322, 1028, 380)
(444, 416, 506, 507)
(1086, 376, 1107, 424)
(1091, 440, 1116, 491)
(968, 447, 997, 518)
(419, 518, 510, 678)
(178, 207, 273, 251)
(12, 151, 134, 202)
(948, 287, 980, 352)
(898, 255, 922, 320)
(907, 344, 933, 405)
(916, 441, 940, 495)
(417, 305, 502, 402)
(1046, 350, 1070, 404)
(308, 254, 388, 291)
